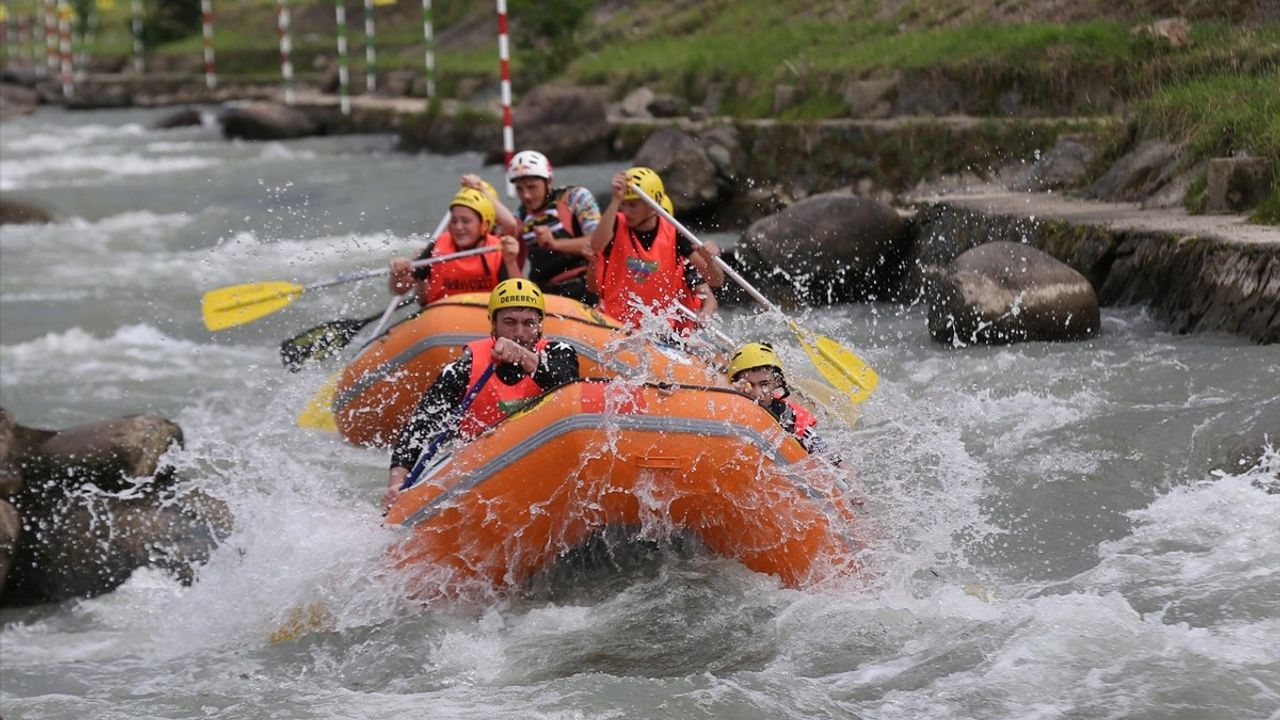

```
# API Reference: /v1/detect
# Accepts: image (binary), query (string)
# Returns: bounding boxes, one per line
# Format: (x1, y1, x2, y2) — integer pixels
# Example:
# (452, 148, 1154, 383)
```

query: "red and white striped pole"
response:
(333, 0, 350, 115)
(496, 0, 513, 196)
(56, 0, 72, 98)
(200, 0, 216, 90)
(276, 0, 294, 104)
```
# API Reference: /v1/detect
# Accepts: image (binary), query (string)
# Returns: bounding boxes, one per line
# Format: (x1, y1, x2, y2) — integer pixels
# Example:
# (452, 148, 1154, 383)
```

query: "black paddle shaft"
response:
(279, 315, 380, 372)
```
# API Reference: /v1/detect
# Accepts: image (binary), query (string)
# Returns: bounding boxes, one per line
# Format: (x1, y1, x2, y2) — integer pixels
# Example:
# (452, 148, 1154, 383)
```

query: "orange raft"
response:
(333, 293, 722, 447)
(383, 379, 863, 593)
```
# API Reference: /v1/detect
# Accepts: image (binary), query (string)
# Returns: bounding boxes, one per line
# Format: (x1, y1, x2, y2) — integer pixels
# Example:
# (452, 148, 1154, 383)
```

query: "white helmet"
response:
(507, 150, 553, 183)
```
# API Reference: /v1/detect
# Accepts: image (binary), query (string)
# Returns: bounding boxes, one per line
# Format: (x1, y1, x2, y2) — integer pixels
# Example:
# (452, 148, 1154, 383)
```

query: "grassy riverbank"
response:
(53, 0, 1279, 221)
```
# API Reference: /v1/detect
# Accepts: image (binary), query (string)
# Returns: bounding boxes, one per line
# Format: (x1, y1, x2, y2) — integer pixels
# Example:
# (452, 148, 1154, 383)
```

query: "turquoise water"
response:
(1, 107, 1277, 720)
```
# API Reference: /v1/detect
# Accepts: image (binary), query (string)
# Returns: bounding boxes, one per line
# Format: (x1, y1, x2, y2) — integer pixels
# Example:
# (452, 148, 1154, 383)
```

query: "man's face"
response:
(734, 367, 782, 404)
(514, 177, 549, 213)
(492, 307, 542, 349)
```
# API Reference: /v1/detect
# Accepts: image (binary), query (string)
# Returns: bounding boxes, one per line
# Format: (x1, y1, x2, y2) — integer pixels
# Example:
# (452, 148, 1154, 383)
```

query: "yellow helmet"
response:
(450, 187, 496, 229)
(623, 166, 673, 214)
(488, 278, 545, 320)
(726, 342, 784, 380)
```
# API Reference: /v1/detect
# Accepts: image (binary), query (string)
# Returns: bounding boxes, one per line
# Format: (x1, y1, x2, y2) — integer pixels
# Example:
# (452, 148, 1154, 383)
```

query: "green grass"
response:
(1138, 72, 1280, 163)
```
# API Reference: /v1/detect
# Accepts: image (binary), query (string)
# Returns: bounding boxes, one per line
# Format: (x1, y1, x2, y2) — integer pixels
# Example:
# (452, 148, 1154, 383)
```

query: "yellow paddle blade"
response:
(790, 376, 862, 426)
(201, 281, 305, 331)
(297, 374, 338, 432)
(789, 321, 879, 404)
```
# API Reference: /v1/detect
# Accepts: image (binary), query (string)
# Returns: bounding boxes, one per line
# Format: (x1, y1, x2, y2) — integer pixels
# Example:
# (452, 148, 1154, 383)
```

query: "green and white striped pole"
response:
(421, 0, 433, 99)
(333, 0, 350, 114)
(129, 0, 142, 74)
(362, 0, 375, 93)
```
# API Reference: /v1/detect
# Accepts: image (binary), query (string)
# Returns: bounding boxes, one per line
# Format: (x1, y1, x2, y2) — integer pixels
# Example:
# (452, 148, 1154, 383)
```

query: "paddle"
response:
(631, 184, 879, 404)
(279, 293, 416, 372)
(201, 245, 498, 332)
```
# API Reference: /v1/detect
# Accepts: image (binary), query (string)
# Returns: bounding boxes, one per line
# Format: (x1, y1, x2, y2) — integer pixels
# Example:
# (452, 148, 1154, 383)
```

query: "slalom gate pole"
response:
(201, 0, 216, 90)
(333, 0, 350, 114)
(496, 0, 513, 196)
(43, 0, 56, 78)
(420, 0, 433, 100)
(72, 3, 95, 83)
(362, 0, 375, 92)
(276, 0, 294, 104)
(129, 0, 142, 74)
(56, 0, 72, 98)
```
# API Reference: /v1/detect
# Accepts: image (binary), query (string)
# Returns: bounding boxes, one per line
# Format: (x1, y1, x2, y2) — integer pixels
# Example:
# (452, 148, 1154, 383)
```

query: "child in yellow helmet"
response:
(388, 180, 523, 306)
(727, 342, 837, 463)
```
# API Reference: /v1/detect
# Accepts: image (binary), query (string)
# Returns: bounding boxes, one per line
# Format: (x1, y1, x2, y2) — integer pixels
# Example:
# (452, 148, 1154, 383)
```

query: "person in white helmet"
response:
(464, 150, 603, 304)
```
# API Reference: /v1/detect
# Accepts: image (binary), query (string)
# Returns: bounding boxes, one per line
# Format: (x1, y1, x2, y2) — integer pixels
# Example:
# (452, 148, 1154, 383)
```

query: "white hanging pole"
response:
(43, 0, 57, 78)
(362, 0, 375, 93)
(276, 0, 294, 104)
(421, 0, 433, 100)
(200, 0, 216, 90)
(129, 0, 143, 74)
(496, 0, 513, 197)
(333, 0, 350, 114)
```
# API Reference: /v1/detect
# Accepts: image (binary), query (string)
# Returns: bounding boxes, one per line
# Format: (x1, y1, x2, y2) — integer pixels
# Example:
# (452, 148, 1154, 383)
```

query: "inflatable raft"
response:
(383, 379, 862, 594)
(333, 293, 723, 447)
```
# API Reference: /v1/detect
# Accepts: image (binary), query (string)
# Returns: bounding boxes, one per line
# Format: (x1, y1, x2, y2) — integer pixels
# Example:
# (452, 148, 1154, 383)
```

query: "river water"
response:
(1, 107, 1277, 720)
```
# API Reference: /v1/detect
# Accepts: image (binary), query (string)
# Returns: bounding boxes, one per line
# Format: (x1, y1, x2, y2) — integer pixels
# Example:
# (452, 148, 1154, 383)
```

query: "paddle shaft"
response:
(399, 362, 496, 491)
(630, 183, 778, 313)
(309, 243, 498, 292)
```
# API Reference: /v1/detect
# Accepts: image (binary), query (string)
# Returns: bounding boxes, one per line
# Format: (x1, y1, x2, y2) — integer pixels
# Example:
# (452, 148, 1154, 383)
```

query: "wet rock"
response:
(739, 193, 909, 305)
(25, 415, 184, 492)
(0, 196, 55, 225)
(510, 84, 611, 165)
(0, 408, 232, 606)
(1204, 156, 1273, 214)
(1085, 139, 1184, 202)
(0, 81, 39, 120)
(219, 101, 319, 141)
(634, 128, 721, 214)
(153, 107, 204, 130)
(927, 241, 1100, 345)
(0, 500, 17, 593)
(1009, 137, 1096, 192)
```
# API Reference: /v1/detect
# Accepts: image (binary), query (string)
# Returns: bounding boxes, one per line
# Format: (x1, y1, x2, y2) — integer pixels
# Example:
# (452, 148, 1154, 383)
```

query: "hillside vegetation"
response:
(53, 0, 1280, 220)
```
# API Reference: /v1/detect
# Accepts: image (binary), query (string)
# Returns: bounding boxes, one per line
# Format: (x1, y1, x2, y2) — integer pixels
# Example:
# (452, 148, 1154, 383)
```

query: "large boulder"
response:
(0, 82, 39, 120)
(0, 409, 232, 606)
(738, 193, 909, 304)
(153, 107, 204, 130)
(927, 241, 1100, 345)
(634, 128, 722, 215)
(510, 84, 611, 165)
(219, 102, 320, 141)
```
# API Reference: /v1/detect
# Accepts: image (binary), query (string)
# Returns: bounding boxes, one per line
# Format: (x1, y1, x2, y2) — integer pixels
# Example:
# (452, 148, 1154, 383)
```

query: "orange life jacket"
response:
(784, 398, 818, 442)
(596, 214, 701, 331)
(423, 232, 503, 305)
(456, 337, 549, 439)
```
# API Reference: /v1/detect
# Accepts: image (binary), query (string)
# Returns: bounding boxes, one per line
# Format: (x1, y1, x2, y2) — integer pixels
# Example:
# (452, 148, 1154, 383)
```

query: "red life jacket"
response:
(423, 231, 503, 305)
(596, 214, 701, 331)
(456, 337, 549, 439)
(784, 398, 818, 442)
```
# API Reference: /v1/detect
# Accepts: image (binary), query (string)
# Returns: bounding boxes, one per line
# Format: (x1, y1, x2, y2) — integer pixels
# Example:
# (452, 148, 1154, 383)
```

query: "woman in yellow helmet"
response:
(384, 279, 581, 510)
(588, 167, 724, 332)
(727, 342, 836, 462)
(388, 182, 523, 306)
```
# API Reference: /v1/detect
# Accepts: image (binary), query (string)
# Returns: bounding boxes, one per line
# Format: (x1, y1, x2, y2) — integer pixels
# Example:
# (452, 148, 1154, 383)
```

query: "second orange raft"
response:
(384, 378, 863, 594)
